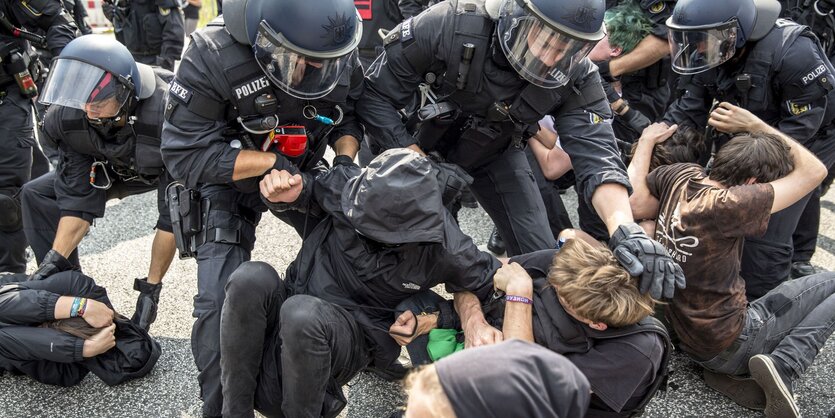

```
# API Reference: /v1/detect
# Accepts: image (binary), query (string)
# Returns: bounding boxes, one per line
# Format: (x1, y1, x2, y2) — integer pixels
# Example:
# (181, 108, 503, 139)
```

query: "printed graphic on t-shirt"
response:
(654, 203, 700, 263)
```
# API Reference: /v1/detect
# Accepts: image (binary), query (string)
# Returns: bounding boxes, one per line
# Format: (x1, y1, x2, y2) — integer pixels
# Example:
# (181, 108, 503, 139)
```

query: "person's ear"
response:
(589, 322, 608, 331)
(611, 46, 623, 58)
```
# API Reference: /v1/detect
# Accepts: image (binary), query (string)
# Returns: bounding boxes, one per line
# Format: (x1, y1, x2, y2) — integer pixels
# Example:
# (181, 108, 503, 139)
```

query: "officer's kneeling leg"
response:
(221, 261, 287, 417)
(279, 295, 366, 417)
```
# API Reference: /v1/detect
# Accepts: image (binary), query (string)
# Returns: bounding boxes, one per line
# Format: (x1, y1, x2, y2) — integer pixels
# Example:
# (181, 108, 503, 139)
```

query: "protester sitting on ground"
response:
(0, 271, 161, 387)
(218, 149, 499, 417)
(403, 339, 591, 418)
(399, 230, 670, 417)
(630, 103, 834, 418)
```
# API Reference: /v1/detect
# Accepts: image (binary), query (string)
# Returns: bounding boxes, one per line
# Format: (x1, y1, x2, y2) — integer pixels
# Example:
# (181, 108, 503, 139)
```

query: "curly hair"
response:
(604, 1, 654, 55)
(547, 239, 656, 328)
(629, 125, 709, 172)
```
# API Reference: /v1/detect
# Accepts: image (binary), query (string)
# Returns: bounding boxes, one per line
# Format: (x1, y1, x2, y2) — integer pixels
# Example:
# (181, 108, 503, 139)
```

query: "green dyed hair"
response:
(604, 1, 654, 55)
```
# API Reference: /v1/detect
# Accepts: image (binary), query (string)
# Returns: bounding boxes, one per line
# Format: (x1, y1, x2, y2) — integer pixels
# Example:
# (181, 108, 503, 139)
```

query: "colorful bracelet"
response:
(70, 297, 82, 318)
(505, 295, 533, 305)
(77, 298, 88, 317)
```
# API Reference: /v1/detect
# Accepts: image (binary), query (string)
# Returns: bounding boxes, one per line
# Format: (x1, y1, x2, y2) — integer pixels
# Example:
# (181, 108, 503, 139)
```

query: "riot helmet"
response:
(666, 0, 781, 74)
(224, 0, 362, 99)
(495, 0, 606, 88)
(39, 35, 155, 125)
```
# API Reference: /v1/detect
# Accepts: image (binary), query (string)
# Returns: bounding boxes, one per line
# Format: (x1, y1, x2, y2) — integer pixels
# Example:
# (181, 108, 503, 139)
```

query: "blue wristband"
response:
(505, 295, 533, 305)
(70, 297, 81, 318)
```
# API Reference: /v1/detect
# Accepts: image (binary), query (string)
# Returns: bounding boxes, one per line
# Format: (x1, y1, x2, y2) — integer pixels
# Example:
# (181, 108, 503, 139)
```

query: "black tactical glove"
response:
(332, 154, 357, 167)
(620, 107, 651, 133)
(596, 60, 619, 82)
(132, 277, 162, 331)
(432, 160, 474, 208)
(608, 222, 686, 299)
(601, 78, 621, 104)
(28, 249, 76, 281)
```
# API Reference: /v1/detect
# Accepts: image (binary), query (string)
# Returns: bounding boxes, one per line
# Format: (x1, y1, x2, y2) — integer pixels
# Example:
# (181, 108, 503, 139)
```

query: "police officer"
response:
(160, 0, 364, 413)
(358, 0, 684, 298)
(20, 35, 177, 331)
(0, 0, 77, 273)
(102, 0, 184, 72)
(663, 0, 835, 297)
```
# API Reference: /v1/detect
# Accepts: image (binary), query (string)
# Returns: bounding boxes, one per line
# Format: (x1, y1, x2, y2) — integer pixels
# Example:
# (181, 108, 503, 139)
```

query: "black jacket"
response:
(274, 151, 498, 370)
(0, 271, 161, 386)
(105, 0, 184, 71)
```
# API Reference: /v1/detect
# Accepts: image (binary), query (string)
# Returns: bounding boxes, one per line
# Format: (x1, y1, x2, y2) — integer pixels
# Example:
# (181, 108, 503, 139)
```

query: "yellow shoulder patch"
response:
(649, 1, 666, 14)
(159, 6, 171, 15)
(787, 101, 811, 116)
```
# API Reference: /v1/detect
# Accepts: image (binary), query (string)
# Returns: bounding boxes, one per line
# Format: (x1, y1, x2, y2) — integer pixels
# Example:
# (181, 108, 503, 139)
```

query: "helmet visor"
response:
(39, 59, 131, 118)
(668, 21, 738, 75)
(498, 2, 596, 89)
(254, 22, 355, 100)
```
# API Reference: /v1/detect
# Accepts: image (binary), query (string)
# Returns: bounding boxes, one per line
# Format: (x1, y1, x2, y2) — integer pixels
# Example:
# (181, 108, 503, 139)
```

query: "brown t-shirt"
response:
(647, 163, 774, 358)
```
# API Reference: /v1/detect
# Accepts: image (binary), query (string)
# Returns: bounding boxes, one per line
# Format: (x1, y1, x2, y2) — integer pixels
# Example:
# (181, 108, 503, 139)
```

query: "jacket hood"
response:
(341, 148, 445, 245)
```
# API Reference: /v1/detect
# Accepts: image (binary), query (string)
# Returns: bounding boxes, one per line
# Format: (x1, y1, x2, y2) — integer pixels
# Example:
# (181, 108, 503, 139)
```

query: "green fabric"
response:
(427, 329, 465, 361)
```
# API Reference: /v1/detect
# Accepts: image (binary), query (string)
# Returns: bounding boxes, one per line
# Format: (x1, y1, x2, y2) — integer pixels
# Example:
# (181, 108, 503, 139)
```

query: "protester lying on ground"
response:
(218, 149, 499, 417)
(402, 339, 591, 418)
(630, 103, 833, 418)
(398, 231, 671, 417)
(0, 271, 161, 386)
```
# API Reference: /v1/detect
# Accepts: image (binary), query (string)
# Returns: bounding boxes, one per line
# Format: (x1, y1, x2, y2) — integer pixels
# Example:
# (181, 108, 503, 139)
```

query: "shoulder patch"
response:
(587, 111, 610, 124)
(19, 0, 44, 17)
(801, 64, 828, 86)
(159, 6, 171, 15)
(400, 17, 414, 43)
(168, 80, 192, 103)
(786, 101, 811, 116)
(648, 1, 665, 14)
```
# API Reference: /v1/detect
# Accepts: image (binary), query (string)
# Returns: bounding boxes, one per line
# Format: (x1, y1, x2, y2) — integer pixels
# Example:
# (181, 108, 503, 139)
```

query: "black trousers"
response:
(220, 262, 369, 418)
(0, 90, 36, 272)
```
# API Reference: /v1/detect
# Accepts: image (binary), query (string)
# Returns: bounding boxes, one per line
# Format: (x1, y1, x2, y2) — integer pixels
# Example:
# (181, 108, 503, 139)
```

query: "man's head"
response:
(405, 340, 591, 418)
(666, 0, 781, 74)
(494, 0, 605, 88)
(629, 125, 708, 171)
(708, 132, 793, 187)
(589, 1, 653, 62)
(223, 0, 362, 99)
(39, 35, 156, 127)
(548, 238, 656, 329)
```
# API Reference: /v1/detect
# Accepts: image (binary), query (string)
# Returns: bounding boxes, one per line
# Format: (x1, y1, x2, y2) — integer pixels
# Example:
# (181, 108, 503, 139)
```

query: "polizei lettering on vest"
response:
(235, 77, 270, 100)
(802, 64, 826, 85)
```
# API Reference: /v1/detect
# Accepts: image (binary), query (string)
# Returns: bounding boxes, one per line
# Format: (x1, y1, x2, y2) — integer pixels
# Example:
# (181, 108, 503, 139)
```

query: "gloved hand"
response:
(601, 78, 621, 104)
(620, 106, 651, 133)
(131, 277, 162, 331)
(102, 2, 116, 21)
(608, 222, 686, 299)
(28, 249, 76, 281)
(432, 160, 474, 208)
(596, 60, 619, 82)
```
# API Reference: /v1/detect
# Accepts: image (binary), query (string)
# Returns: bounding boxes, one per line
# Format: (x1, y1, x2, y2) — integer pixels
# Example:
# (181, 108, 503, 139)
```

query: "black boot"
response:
(132, 277, 162, 331)
(790, 261, 815, 279)
(487, 227, 506, 255)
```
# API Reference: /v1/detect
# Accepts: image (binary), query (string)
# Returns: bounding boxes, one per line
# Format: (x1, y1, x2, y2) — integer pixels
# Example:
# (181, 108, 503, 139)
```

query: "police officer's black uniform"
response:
(358, 0, 631, 255)
(161, 18, 363, 416)
(665, 19, 835, 297)
(20, 66, 174, 268)
(0, 0, 76, 273)
(103, 0, 184, 71)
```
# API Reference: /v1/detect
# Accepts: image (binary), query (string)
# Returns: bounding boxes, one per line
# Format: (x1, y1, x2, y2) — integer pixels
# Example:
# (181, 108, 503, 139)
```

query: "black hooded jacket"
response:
(272, 149, 498, 370)
(0, 271, 161, 386)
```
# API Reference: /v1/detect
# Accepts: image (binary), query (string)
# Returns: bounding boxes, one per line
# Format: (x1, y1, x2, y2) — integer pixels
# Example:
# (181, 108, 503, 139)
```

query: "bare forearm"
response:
(232, 150, 277, 181)
(627, 139, 657, 218)
(609, 36, 669, 77)
(454, 291, 487, 330)
(591, 183, 635, 236)
(53, 216, 91, 258)
(333, 136, 360, 159)
(501, 282, 534, 342)
(147, 230, 176, 284)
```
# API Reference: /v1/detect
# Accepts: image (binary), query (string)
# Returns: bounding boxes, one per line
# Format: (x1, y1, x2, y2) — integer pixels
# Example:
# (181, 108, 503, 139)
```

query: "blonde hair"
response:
(403, 364, 456, 418)
(547, 239, 656, 328)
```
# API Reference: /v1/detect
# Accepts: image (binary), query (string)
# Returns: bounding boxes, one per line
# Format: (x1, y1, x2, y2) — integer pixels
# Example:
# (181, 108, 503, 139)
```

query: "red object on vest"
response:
(261, 126, 308, 157)
(355, 0, 372, 20)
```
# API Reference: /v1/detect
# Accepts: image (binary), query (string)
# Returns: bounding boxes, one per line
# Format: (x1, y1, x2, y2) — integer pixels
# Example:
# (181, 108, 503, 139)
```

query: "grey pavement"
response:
(2, 181, 834, 418)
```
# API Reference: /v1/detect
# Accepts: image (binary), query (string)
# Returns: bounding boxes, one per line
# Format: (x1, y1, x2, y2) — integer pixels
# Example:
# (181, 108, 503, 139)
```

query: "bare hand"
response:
(493, 262, 532, 293)
(82, 299, 114, 328)
(709, 102, 765, 134)
(463, 319, 503, 349)
(389, 311, 418, 346)
(260, 170, 303, 203)
(82, 324, 116, 358)
(639, 122, 678, 145)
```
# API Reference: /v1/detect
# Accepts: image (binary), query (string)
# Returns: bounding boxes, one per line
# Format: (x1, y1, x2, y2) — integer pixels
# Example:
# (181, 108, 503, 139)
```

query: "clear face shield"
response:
(39, 59, 132, 120)
(253, 19, 359, 100)
(497, 0, 597, 89)
(667, 19, 739, 75)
